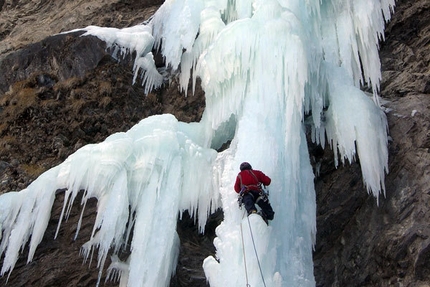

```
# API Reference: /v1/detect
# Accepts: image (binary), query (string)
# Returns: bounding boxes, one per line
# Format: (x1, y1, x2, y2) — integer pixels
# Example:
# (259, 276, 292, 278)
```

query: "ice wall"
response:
(0, 115, 219, 287)
(0, 0, 394, 286)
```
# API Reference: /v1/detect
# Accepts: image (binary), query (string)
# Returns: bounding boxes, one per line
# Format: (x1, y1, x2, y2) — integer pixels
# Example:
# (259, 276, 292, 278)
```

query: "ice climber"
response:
(234, 162, 275, 223)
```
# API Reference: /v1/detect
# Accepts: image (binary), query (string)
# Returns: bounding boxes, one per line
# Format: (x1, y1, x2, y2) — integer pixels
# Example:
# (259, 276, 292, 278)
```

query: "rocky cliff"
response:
(0, 0, 429, 286)
(314, 1, 430, 286)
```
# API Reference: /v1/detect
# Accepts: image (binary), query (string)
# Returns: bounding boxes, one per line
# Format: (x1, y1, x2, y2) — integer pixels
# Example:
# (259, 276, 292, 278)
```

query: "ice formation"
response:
(0, 0, 394, 286)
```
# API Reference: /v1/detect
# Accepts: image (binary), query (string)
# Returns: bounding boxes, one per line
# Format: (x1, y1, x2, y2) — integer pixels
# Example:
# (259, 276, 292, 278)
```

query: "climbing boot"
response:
(258, 211, 269, 225)
(248, 209, 258, 216)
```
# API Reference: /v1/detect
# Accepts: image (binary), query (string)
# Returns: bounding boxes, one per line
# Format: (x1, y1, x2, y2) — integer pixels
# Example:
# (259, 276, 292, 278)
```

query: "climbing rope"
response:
(239, 211, 267, 287)
(240, 213, 251, 287)
(246, 215, 267, 287)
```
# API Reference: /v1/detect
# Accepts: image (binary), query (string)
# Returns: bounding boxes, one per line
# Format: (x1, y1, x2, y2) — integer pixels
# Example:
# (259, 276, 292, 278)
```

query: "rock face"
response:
(0, 0, 429, 286)
(314, 0, 430, 286)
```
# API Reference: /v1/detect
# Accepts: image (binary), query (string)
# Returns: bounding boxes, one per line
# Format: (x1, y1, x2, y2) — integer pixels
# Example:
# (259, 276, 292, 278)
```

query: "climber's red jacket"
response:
(234, 169, 271, 193)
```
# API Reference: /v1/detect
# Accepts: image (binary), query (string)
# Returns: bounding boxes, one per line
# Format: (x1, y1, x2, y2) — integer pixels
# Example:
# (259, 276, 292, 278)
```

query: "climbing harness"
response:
(238, 185, 270, 209)
(239, 211, 267, 287)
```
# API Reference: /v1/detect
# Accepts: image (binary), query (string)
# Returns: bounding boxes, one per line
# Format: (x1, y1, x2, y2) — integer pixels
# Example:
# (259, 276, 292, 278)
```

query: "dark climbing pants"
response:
(243, 190, 275, 220)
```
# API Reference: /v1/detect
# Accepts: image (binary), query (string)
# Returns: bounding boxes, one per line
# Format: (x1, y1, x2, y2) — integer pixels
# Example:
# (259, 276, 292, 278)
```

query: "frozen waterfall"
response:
(0, 0, 394, 286)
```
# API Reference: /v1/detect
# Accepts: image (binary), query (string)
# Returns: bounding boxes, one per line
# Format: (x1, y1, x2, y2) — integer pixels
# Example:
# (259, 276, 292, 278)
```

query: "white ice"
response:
(0, 0, 394, 286)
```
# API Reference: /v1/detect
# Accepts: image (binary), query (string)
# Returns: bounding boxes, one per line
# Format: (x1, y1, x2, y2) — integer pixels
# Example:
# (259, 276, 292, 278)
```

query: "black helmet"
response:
(240, 162, 252, 171)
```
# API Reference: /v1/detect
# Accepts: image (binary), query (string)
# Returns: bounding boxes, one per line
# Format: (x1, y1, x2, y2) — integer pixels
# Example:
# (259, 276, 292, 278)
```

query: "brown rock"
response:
(313, 0, 430, 286)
